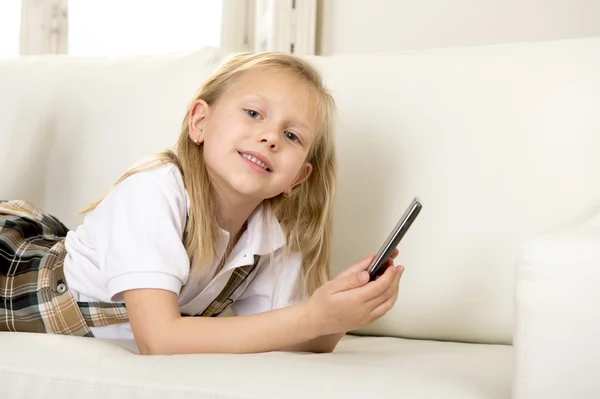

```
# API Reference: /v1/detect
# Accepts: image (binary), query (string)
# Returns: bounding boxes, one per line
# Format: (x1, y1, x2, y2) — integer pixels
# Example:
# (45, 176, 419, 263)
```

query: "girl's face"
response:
(188, 67, 318, 201)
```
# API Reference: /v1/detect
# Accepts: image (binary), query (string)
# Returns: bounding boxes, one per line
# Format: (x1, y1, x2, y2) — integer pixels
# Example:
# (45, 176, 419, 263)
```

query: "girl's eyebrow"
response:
(241, 94, 266, 104)
(292, 121, 313, 135)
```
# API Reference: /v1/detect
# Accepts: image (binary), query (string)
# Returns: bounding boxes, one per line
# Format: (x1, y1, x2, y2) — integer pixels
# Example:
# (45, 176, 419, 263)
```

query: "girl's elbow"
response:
(314, 345, 335, 354)
(138, 339, 170, 355)
(135, 328, 177, 355)
(304, 342, 336, 354)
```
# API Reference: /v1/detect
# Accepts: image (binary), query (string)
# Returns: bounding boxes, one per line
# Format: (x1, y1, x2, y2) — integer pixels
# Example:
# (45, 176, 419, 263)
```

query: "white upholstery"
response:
(513, 223, 600, 399)
(313, 39, 600, 344)
(1, 37, 600, 398)
(0, 333, 512, 399)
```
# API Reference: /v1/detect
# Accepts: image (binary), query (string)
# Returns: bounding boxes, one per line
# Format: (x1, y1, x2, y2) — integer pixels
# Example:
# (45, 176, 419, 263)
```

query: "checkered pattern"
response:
(196, 255, 261, 317)
(1, 200, 261, 336)
(0, 200, 127, 336)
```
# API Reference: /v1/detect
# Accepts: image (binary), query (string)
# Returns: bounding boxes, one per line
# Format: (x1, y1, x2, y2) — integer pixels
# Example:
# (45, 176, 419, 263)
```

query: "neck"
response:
(212, 187, 262, 239)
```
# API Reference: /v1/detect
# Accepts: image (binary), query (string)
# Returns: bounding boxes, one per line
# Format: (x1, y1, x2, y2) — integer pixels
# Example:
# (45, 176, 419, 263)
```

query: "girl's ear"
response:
(188, 99, 210, 145)
(289, 162, 313, 192)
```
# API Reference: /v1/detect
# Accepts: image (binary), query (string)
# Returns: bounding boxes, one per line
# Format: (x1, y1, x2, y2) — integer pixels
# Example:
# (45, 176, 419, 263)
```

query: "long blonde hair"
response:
(80, 52, 337, 296)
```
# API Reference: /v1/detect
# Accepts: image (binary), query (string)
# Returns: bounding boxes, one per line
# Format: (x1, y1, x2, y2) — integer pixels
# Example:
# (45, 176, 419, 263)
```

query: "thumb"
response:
(328, 270, 370, 293)
(336, 254, 376, 279)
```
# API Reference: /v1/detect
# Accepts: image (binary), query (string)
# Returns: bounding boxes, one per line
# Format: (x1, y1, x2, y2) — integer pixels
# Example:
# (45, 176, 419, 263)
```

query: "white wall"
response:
(317, 0, 600, 55)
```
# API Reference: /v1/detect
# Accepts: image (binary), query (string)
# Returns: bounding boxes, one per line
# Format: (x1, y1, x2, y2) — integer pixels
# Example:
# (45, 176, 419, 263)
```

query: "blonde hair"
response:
(80, 52, 337, 297)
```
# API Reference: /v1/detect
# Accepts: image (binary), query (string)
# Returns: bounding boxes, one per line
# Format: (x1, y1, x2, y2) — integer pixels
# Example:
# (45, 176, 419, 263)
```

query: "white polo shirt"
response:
(63, 163, 304, 340)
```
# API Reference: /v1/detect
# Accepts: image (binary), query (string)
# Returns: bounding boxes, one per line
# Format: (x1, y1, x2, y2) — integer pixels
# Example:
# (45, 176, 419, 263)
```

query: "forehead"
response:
(228, 66, 310, 95)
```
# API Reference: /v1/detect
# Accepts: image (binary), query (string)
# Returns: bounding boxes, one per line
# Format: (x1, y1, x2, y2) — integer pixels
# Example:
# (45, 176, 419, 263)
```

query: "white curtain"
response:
(250, 0, 316, 55)
(20, 0, 67, 55)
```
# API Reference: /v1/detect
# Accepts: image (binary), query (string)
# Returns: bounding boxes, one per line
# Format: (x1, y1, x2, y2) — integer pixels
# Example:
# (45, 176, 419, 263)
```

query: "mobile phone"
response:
(367, 197, 422, 281)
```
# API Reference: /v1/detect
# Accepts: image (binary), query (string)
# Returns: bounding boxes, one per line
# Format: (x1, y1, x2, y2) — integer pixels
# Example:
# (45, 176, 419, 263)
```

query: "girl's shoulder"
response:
(67, 161, 193, 304)
(135, 161, 185, 187)
(88, 162, 190, 224)
(118, 162, 186, 198)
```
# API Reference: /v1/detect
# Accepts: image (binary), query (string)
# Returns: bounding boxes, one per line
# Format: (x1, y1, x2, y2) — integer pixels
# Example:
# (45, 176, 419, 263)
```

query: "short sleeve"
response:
(231, 249, 305, 316)
(90, 165, 191, 301)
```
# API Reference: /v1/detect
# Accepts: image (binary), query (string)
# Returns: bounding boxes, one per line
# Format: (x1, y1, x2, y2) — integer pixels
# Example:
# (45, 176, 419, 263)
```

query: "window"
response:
(68, 0, 223, 56)
(1, 0, 316, 57)
(0, 0, 22, 58)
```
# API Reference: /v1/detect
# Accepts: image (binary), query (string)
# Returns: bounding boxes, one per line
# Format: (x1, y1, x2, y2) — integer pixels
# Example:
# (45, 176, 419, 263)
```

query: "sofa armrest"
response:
(513, 223, 600, 399)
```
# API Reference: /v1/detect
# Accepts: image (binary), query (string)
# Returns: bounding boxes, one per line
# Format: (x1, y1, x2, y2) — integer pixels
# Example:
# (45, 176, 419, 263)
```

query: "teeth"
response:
(241, 153, 268, 170)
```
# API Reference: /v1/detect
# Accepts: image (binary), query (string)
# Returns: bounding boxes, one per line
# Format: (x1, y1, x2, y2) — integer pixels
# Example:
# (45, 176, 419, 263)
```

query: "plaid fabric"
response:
(195, 255, 261, 317)
(0, 200, 127, 337)
(1, 200, 262, 335)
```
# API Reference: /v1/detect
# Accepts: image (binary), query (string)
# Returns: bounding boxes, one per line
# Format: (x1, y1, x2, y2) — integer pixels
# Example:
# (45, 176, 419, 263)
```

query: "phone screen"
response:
(367, 197, 422, 280)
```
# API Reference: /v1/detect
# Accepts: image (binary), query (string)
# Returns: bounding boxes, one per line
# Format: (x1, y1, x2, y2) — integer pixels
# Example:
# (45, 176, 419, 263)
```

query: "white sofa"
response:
(1, 37, 599, 399)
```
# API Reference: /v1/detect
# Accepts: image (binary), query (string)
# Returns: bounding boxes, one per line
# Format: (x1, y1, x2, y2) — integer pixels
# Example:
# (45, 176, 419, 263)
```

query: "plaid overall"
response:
(0, 200, 260, 337)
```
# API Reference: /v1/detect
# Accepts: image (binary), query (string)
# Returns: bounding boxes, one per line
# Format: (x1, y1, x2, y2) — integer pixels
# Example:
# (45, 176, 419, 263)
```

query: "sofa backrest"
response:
(1, 37, 599, 344)
(309, 38, 600, 344)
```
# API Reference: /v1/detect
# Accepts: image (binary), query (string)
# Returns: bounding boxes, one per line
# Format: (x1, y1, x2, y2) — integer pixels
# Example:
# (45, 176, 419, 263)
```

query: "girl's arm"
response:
(278, 332, 346, 353)
(125, 288, 319, 354)
(124, 260, 402, 355)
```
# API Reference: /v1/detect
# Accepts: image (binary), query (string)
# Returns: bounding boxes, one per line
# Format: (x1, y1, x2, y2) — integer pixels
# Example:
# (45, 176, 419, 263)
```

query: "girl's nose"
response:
(259, 130, 280, 150)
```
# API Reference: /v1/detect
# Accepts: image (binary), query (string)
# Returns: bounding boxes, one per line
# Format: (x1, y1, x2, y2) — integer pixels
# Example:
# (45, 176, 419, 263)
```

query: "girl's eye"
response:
(285, 131, 299, 143)
(245, 109, 260, 119)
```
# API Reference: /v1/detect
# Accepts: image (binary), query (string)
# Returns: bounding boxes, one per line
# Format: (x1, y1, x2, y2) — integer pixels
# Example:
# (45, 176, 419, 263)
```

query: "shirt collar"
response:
(188, 198, 286, 258)
(228, 204, 287, 256)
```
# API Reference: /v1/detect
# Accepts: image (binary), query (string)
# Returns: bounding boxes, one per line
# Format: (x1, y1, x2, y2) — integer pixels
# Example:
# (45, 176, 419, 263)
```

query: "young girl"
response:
(0, 52, 404, 354)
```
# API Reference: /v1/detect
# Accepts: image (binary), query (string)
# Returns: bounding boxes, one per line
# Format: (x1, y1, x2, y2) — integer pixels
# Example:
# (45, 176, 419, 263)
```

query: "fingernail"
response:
(359, 271, 369, 282)
(397, 265, 405, 272)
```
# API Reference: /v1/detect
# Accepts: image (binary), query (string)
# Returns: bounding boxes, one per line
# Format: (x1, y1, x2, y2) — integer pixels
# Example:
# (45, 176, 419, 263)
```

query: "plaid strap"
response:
(196, 255, 261, 317)
(78, 302, 129, 327)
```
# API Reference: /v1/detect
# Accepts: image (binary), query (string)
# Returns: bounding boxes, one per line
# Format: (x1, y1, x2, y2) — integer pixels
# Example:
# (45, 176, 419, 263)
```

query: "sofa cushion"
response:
(0, 332, 512, 399)
(306, 37, 600, 343)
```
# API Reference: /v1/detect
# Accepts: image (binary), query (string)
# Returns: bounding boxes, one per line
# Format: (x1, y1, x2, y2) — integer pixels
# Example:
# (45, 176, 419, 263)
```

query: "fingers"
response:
(327, 269, 370, 293)
(379, 258, 395, 273)
(354, 263, 397, 301)
(378, 249, 399, 271)
(370, 265, 403, 315)
(367, 265, 403, 306)
(335, 254, 376, 280)
(337, 251, 398, 281)
(376, 250, 399, 271)
(351, 254, 376, 273)
(370, 283, 400, 320)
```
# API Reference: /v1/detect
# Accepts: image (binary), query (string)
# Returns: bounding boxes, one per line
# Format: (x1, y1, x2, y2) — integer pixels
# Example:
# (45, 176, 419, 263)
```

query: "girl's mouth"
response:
(238, 151, 272, 173)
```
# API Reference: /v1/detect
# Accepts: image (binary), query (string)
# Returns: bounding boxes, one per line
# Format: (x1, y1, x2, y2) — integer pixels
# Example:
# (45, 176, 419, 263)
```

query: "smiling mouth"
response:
(238, 152, 272, 172)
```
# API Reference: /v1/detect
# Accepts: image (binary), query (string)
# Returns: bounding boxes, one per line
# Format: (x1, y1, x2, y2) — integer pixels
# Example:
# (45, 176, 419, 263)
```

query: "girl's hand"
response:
(334, 248, 400, 280)
(304, 252, 404, 337)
